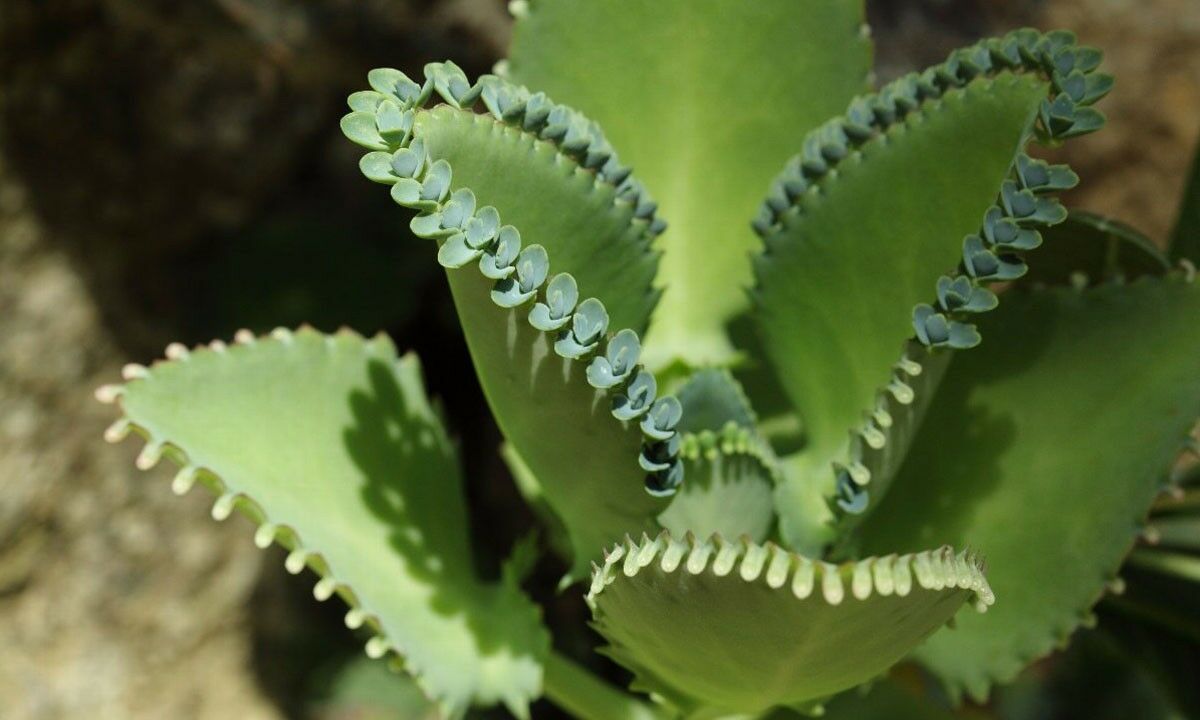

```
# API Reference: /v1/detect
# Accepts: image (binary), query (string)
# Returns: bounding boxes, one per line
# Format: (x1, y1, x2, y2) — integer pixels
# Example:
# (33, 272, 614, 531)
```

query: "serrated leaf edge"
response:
(343, 62, 684, 497)
(677, 422, 782, 484)
(910, 274, 1200, 703)
(587, 530, 994, 614)
(753, 29, 1111, 523)
(96, 326, 549, 720)
(587, 530, 992, 713)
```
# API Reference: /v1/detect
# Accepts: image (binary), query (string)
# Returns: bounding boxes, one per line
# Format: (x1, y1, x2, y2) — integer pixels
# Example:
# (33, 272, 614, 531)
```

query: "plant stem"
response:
(543, 649, 669, 720)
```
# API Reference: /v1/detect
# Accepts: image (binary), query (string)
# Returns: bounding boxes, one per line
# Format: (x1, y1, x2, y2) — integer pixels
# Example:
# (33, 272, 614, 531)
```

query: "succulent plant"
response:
(96, 1, 1200, 718)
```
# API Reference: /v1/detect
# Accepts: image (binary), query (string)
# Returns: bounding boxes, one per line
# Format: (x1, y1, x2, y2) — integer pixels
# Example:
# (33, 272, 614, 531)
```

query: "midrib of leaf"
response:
(642, 11, 751, 368)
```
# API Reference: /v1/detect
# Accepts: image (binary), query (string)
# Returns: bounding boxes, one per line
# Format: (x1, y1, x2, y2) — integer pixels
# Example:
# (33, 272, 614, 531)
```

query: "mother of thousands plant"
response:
(97, 1, 1200, 718)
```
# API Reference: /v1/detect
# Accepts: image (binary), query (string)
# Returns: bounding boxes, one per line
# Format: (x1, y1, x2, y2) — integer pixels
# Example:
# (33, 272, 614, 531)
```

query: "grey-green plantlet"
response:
(96, 1, 1200, 718)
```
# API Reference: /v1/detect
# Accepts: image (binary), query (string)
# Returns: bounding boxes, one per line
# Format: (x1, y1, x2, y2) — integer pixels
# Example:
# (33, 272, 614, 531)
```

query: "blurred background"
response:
(0, 0, 1196, 718)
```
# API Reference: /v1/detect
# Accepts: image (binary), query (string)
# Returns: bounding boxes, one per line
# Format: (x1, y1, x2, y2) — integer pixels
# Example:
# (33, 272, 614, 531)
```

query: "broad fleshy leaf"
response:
(97, 329, 547, 718)
(756, 72, 1047, 551)
(588, 532, 993, 716)
(855, 276, 1200, 701)
(755, 28, 1114, 548)
(508, 0, 872, 367)
(344, 67, 680, 580)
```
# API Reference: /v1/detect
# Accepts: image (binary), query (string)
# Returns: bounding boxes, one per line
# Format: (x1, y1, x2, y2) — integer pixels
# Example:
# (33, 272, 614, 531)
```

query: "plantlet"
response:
(96, 1, 1200, 718)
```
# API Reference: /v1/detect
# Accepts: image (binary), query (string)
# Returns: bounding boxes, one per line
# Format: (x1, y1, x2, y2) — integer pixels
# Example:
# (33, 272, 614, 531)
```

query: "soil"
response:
(0, 158, 277, 719)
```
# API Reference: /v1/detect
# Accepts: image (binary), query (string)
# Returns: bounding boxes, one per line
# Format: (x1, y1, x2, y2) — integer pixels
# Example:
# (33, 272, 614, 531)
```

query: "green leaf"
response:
(588, 532, 992, 716)
(98, 329, 547, 718)
(508, 0, 872, 367)
(412, 103, 671, 579)
(658, 429, 778, 544)
(541, 651, 670, 720)
(854, 276, 1200, 701)
(755, 73, 1048, 551)
(1170, 139, 1200, 263)
(1026, 210, 1170, 286)
(759, 33, 1113, 541)
(343, 67, 679, 580)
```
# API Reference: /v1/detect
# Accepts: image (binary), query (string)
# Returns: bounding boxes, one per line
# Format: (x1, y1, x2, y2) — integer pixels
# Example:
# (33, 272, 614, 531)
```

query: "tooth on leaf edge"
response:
(121, 363, 149, 381)
(165, 342, 189, 360)
(94, 384, 124, 404)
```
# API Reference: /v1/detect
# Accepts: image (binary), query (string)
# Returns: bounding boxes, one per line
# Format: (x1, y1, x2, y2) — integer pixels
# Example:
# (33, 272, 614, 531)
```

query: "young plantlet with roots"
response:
(97, 1, 1200, 718)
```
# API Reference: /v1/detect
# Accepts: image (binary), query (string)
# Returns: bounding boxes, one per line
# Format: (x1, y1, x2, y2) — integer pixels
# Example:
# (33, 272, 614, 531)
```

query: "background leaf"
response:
(508, 0, 872, 368)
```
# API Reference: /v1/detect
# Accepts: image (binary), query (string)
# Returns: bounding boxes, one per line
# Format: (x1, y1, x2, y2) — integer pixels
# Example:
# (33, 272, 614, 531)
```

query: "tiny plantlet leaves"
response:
(95, 1, 1200, 718)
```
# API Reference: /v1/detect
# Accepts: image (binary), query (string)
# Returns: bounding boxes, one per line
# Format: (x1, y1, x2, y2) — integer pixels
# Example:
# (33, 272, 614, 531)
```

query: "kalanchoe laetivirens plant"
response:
(97, 1, 1200, 718)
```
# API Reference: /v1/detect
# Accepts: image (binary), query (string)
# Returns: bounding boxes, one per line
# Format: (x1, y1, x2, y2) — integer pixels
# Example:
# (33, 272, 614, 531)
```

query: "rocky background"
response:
(0, 1, 1196, 718)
